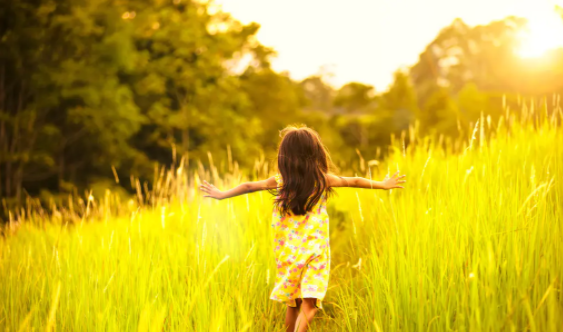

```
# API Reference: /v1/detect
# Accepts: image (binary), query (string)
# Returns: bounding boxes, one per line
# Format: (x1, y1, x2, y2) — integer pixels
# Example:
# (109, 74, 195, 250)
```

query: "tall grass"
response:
(1, 104, 562, 331)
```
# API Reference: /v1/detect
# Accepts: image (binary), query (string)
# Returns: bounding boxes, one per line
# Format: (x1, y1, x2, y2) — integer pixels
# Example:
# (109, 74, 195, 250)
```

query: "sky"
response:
(214, 0, 563, 91)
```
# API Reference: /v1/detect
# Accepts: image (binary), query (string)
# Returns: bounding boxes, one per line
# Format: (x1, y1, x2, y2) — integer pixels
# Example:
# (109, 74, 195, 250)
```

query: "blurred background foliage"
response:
(1, 0, 562, 205)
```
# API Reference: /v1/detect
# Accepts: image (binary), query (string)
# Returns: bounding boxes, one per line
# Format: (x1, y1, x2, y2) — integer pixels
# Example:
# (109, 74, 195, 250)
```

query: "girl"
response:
(199, 125, 406, 332)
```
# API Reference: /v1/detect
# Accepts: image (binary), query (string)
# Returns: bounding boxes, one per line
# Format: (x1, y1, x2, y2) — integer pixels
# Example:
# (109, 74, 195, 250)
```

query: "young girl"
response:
(199, 125, 406, 332)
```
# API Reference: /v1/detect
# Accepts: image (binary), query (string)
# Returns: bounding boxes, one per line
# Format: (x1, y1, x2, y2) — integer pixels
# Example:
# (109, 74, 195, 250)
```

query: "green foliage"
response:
(2, 1, 563, 204)
(300, 76, 334, 112)
(239, 68, 306, 152)
(0, 0, 296, 201)
(334, 82, 376, 114)
(421, 87, 460, 136)
(1, 0, 145, 199)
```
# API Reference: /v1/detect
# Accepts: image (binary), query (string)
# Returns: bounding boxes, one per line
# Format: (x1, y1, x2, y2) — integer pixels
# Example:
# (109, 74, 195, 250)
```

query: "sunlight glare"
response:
(517, 4, 563, 58)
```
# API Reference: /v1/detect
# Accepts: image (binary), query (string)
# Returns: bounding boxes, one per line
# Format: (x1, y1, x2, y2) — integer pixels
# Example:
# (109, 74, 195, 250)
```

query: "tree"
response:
(420, 88, 459, 136)
(123, 1, 272, 171)
(239, 67, 306, 153)
(0, 0, 145, 200)
(410, 17, 527, 106)
(300, 76, 335, 113)
(408, 16, 563, 136)
(333, 82, 376, 114)
(378, 71, 418, 132)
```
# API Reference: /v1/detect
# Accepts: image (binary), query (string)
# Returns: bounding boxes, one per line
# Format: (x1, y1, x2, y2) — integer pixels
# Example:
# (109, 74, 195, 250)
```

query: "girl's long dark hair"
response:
(274, 125, 334, 216)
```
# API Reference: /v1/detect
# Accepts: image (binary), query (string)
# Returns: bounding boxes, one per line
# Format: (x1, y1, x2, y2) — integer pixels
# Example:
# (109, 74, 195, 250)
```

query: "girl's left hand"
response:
(199, 180, 224, 199)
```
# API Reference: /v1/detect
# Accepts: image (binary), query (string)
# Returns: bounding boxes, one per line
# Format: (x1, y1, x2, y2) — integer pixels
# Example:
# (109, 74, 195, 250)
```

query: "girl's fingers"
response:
(202, 180, 216, 189)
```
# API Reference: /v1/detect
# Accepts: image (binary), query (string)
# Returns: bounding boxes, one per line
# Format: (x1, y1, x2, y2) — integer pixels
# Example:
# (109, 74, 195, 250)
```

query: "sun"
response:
(517, 4, 563, 58)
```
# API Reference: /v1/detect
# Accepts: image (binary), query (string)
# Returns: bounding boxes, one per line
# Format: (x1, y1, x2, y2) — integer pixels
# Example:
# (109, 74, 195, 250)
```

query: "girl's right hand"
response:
(383, 172, 406, 189)
(199, 180, 225, 199)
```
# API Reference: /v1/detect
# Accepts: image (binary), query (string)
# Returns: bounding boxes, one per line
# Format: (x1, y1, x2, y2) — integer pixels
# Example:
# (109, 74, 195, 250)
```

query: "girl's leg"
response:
(294, 298, 319, 332)
(285, 298, 302, 332)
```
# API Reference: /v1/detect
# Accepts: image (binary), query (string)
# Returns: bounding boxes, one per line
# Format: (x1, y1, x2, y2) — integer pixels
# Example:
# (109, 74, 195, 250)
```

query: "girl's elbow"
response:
(350, 177, 361, 187)
(244, 182, 261, 193)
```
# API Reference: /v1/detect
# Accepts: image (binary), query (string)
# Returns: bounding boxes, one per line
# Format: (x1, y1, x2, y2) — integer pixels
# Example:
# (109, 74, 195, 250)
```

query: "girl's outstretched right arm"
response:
(199, 177, 278, 200)
(327, 172, 406, 190)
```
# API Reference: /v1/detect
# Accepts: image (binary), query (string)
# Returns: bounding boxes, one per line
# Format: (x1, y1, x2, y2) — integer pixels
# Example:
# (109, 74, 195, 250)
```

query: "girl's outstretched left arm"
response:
(327, 171, 406, 189)
(199, 177, 278, 200)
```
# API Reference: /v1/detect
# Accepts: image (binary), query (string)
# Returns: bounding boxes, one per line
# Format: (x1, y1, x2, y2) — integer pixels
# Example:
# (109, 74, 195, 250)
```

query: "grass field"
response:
(1, 107, 562, 331)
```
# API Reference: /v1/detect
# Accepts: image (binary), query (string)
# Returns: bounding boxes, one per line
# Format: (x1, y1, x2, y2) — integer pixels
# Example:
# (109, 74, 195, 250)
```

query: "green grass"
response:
(1, 109, 562, 331)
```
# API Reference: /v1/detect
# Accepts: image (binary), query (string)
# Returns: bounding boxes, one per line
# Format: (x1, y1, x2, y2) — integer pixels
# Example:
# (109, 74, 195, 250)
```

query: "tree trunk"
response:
(58, 152, 65, 191)
(0, 64, 4, 198)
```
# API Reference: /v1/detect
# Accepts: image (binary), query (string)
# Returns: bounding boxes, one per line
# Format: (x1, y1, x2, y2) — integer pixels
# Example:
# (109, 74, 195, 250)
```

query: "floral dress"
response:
(270, 174, 331, 309)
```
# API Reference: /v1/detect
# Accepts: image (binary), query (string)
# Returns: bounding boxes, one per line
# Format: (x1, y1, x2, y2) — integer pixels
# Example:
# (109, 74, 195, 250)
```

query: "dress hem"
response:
(270, 296, 324, 309)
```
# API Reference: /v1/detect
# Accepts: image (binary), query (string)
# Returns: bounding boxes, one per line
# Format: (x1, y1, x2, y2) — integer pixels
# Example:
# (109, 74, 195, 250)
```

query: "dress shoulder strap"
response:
(275, 173, 284, 186)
